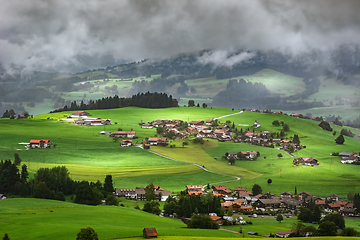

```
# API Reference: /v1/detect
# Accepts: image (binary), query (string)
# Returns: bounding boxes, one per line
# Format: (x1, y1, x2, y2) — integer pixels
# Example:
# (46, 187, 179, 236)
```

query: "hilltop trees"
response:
(52, 92, 178, 113)
(319, 121, 333, 131)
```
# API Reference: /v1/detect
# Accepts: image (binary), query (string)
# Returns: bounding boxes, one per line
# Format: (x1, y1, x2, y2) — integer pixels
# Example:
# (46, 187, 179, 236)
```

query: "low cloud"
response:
(1, 0, 360, 73)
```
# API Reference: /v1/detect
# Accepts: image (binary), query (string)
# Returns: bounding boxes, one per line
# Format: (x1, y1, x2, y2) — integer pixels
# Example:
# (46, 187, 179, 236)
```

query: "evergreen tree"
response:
(252, 184, 262, 195)
(293, 135, 300, 146)
(21, 164, 29, 183)
(103, 175, 114, 193)
(276, 214, 284, 223)
(14, 153, 22, 166)
(2, 233, 10, 240)
(76, 227, 99, 240)
(335, 134, 345, 144)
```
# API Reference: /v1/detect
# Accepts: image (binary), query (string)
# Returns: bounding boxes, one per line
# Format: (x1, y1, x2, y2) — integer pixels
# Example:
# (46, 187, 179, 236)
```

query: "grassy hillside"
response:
(1, 199, 359, 240)
(0, 198, 239, 240)
(0, 107, 359, 197)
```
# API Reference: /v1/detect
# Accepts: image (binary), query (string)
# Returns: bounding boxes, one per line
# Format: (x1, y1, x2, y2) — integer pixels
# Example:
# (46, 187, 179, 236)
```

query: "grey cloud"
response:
(0, 0, 360, 73)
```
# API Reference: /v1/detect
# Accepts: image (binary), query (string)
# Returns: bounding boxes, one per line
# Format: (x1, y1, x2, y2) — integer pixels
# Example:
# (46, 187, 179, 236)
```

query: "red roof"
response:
(186, 185, 203, 189)
(234, 187, 247, 191)
(72, 111, 85, 114)
(30, 139, 50, 144)
(188, 191, 203, 195)
(210, 215, 222, 221)
(240, 151, 257, 155)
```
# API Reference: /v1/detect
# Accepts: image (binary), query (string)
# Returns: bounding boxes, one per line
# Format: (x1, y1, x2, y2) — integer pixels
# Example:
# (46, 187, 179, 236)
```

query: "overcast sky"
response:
(1, 0, 360, 72)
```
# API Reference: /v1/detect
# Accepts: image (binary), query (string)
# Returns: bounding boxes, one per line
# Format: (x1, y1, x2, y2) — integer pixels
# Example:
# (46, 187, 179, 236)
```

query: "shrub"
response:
(187, 214, 219, 229)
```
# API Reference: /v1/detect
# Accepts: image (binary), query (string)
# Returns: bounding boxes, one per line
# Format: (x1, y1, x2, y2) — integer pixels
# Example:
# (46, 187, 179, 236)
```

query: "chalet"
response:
(212, 185, 232, 195)
(210, 215, 223, 224)
(240, 151, 257, 159)
(197, 130, 215, 138)
(340, 207, 358, 216)
(257, 199, 281, 209)
(189, 120, 204, 126)
(152, 120, 165, 127)
(205, 119, 214, 125)
(83, 118, 111, 125)
(111, 131, 135, 138)
(72, 111, 90, 117)
(326, 194, 339, 202)
(135, 188, 171, 201)
(114, 188, 137, 199)
(280, 139, 292, 149)
(327, 200, 349, 212)
(18, 114, 25, 118)
(196, 125, 209, 131)
(121, 139, 133, 147)
(275, 231, 296, 238)
(339, 152, 355, 158)
(186, 185, 204, 192)
(147, 137, 168, 146)
(29, 139, 51, 148)
(187, 127, 198, 135)
(282, 198, 302, 210)
(253, 121, 260, 128)
(293, 157, 320, 167)
(142, 123, 153, 129)
(280, 191, 292, 198)
(143, 228, 158, 238)
(225, 152, 238, 160)
(143, 144, 150, 149)
(315, 199, 326, 208)
(260, 131, 270, 137)
(298, 191, 311, 200)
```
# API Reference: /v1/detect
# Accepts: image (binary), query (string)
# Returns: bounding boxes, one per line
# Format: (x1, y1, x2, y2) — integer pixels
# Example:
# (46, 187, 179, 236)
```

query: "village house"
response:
(111, 131, 136, 138)
(141, 123, 153, 129)
(256, 198, 281, 210)
(282, 198, 302, 210)
(147, 137, 168, 146)
(205, 119, 214, 126)
(225, 152, 238, 160)
(212, 185, 232, 195)
(197, 130, 215, 138)
(239, 151, 257, 160)
(275, 231, 296, 238)
(29, 139, 52, 148)
(280, 191, 293, 198)
(210, 215, 223, 225)
(189, 120, 204, 127)
(114, 188, 137, 199)
(121, 139, 133, 147)
(185, 185, 204, 195)
(326, 194, 339, 202)
(326, 200, 349, 212)
(293, 157, 320, 167)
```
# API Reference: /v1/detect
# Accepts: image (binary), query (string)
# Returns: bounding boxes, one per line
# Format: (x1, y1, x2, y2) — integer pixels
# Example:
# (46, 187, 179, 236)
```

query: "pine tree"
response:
(335, 134, 345, 144)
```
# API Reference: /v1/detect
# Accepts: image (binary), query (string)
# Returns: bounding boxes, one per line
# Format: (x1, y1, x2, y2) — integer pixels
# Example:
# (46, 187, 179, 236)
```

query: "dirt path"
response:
(214, 111, 243, 120)
(219, 228, 240, 234)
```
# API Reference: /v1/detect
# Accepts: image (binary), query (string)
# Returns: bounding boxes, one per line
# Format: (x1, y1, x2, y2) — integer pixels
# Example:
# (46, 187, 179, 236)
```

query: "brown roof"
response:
(210, 215, 222, 221)
(234, 187, 247, 191)
(143, 228, 158, 237)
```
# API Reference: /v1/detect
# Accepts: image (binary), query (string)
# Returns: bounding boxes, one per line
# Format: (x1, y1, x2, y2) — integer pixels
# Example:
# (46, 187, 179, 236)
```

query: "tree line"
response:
(51, 92, 178, 112)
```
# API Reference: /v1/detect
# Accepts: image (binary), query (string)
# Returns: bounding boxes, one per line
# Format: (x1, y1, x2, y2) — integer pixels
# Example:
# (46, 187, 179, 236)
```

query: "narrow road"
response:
(214, 111, 243, 120)
(137, 145, 241, 186)
(219, 228, 240, 234)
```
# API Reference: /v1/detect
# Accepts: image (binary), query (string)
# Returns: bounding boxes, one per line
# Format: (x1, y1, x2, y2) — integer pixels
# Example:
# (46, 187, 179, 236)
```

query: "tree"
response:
(21, 164, 29, 183)
(342, 227, 358, 236)
(227, 205, 233, 216)
(267, 179, 272, 184)
(105, 194, 118, 206)
(297, 207, 312, 223)
(187, 214, 219, 229)
(294, 186, 297, 195)
(156, 126, 165, 135)
(321, 213, 345, 229)
(73, 181, 102, 205)
(202, 103, 207, 108)
(228, 156, 236, 165)
(8, 109, 15, 118)
(76, 227, 99, 240)
(2, 233, 10, 240)
(14, 153, 22, 166)
(23, 111, 30, 118)
(277, 153, 283, 158)
(319, 121, 333, 131)
(335, 134, 345, 144)
(144, 183, 156, 201)
(272, 120, 280, 126)
(103, 175, 114, 193)
(276, 214, 284, 223)
(252, 184, 262, 196)
(283, 124, 290, 132)
(292, 135, 300, 146)
(188, 100, 195, 107)
(143, 200, 161, 215)
(318, 220, 338, 236)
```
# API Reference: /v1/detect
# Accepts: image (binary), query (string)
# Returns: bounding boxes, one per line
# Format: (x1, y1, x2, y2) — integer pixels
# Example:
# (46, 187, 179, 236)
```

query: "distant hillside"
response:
(1, 45, 359, 118)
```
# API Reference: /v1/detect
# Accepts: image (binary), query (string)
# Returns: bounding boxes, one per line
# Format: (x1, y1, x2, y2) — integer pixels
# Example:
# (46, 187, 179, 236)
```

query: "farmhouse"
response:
(212, 185, 232, 195)
(293, 157, 320, 167)
(111, 131, 136, 138)
(29, 139, 51, 148)
(121, 139, 133, 147)
(225, 152, 238, 160)
(72, 111, 90, 117)
(114, 188, 137, 199)
(189, 120, 204, 126)
(240, 151, 257, 159)
(147, 137, 168, 146)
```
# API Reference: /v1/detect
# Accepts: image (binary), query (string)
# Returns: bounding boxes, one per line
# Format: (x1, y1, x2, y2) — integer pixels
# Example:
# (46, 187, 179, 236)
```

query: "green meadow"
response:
(0, 107, 359, 197)
(0, 198, 240, 240)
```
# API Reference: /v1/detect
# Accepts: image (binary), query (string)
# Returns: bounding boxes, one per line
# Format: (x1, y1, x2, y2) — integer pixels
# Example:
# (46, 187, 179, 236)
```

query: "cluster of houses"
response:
(339, 152, 360, 164)
(183, 185, 358, 218)
(139, 119, 233, 141)
(114, 185, 171, 201)
(60, 111, 112, 126)
(225, 151, 258, 160)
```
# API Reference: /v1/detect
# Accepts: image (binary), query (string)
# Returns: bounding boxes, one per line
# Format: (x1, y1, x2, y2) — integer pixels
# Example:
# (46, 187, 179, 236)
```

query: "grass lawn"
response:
(0, 198, 239, 240)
